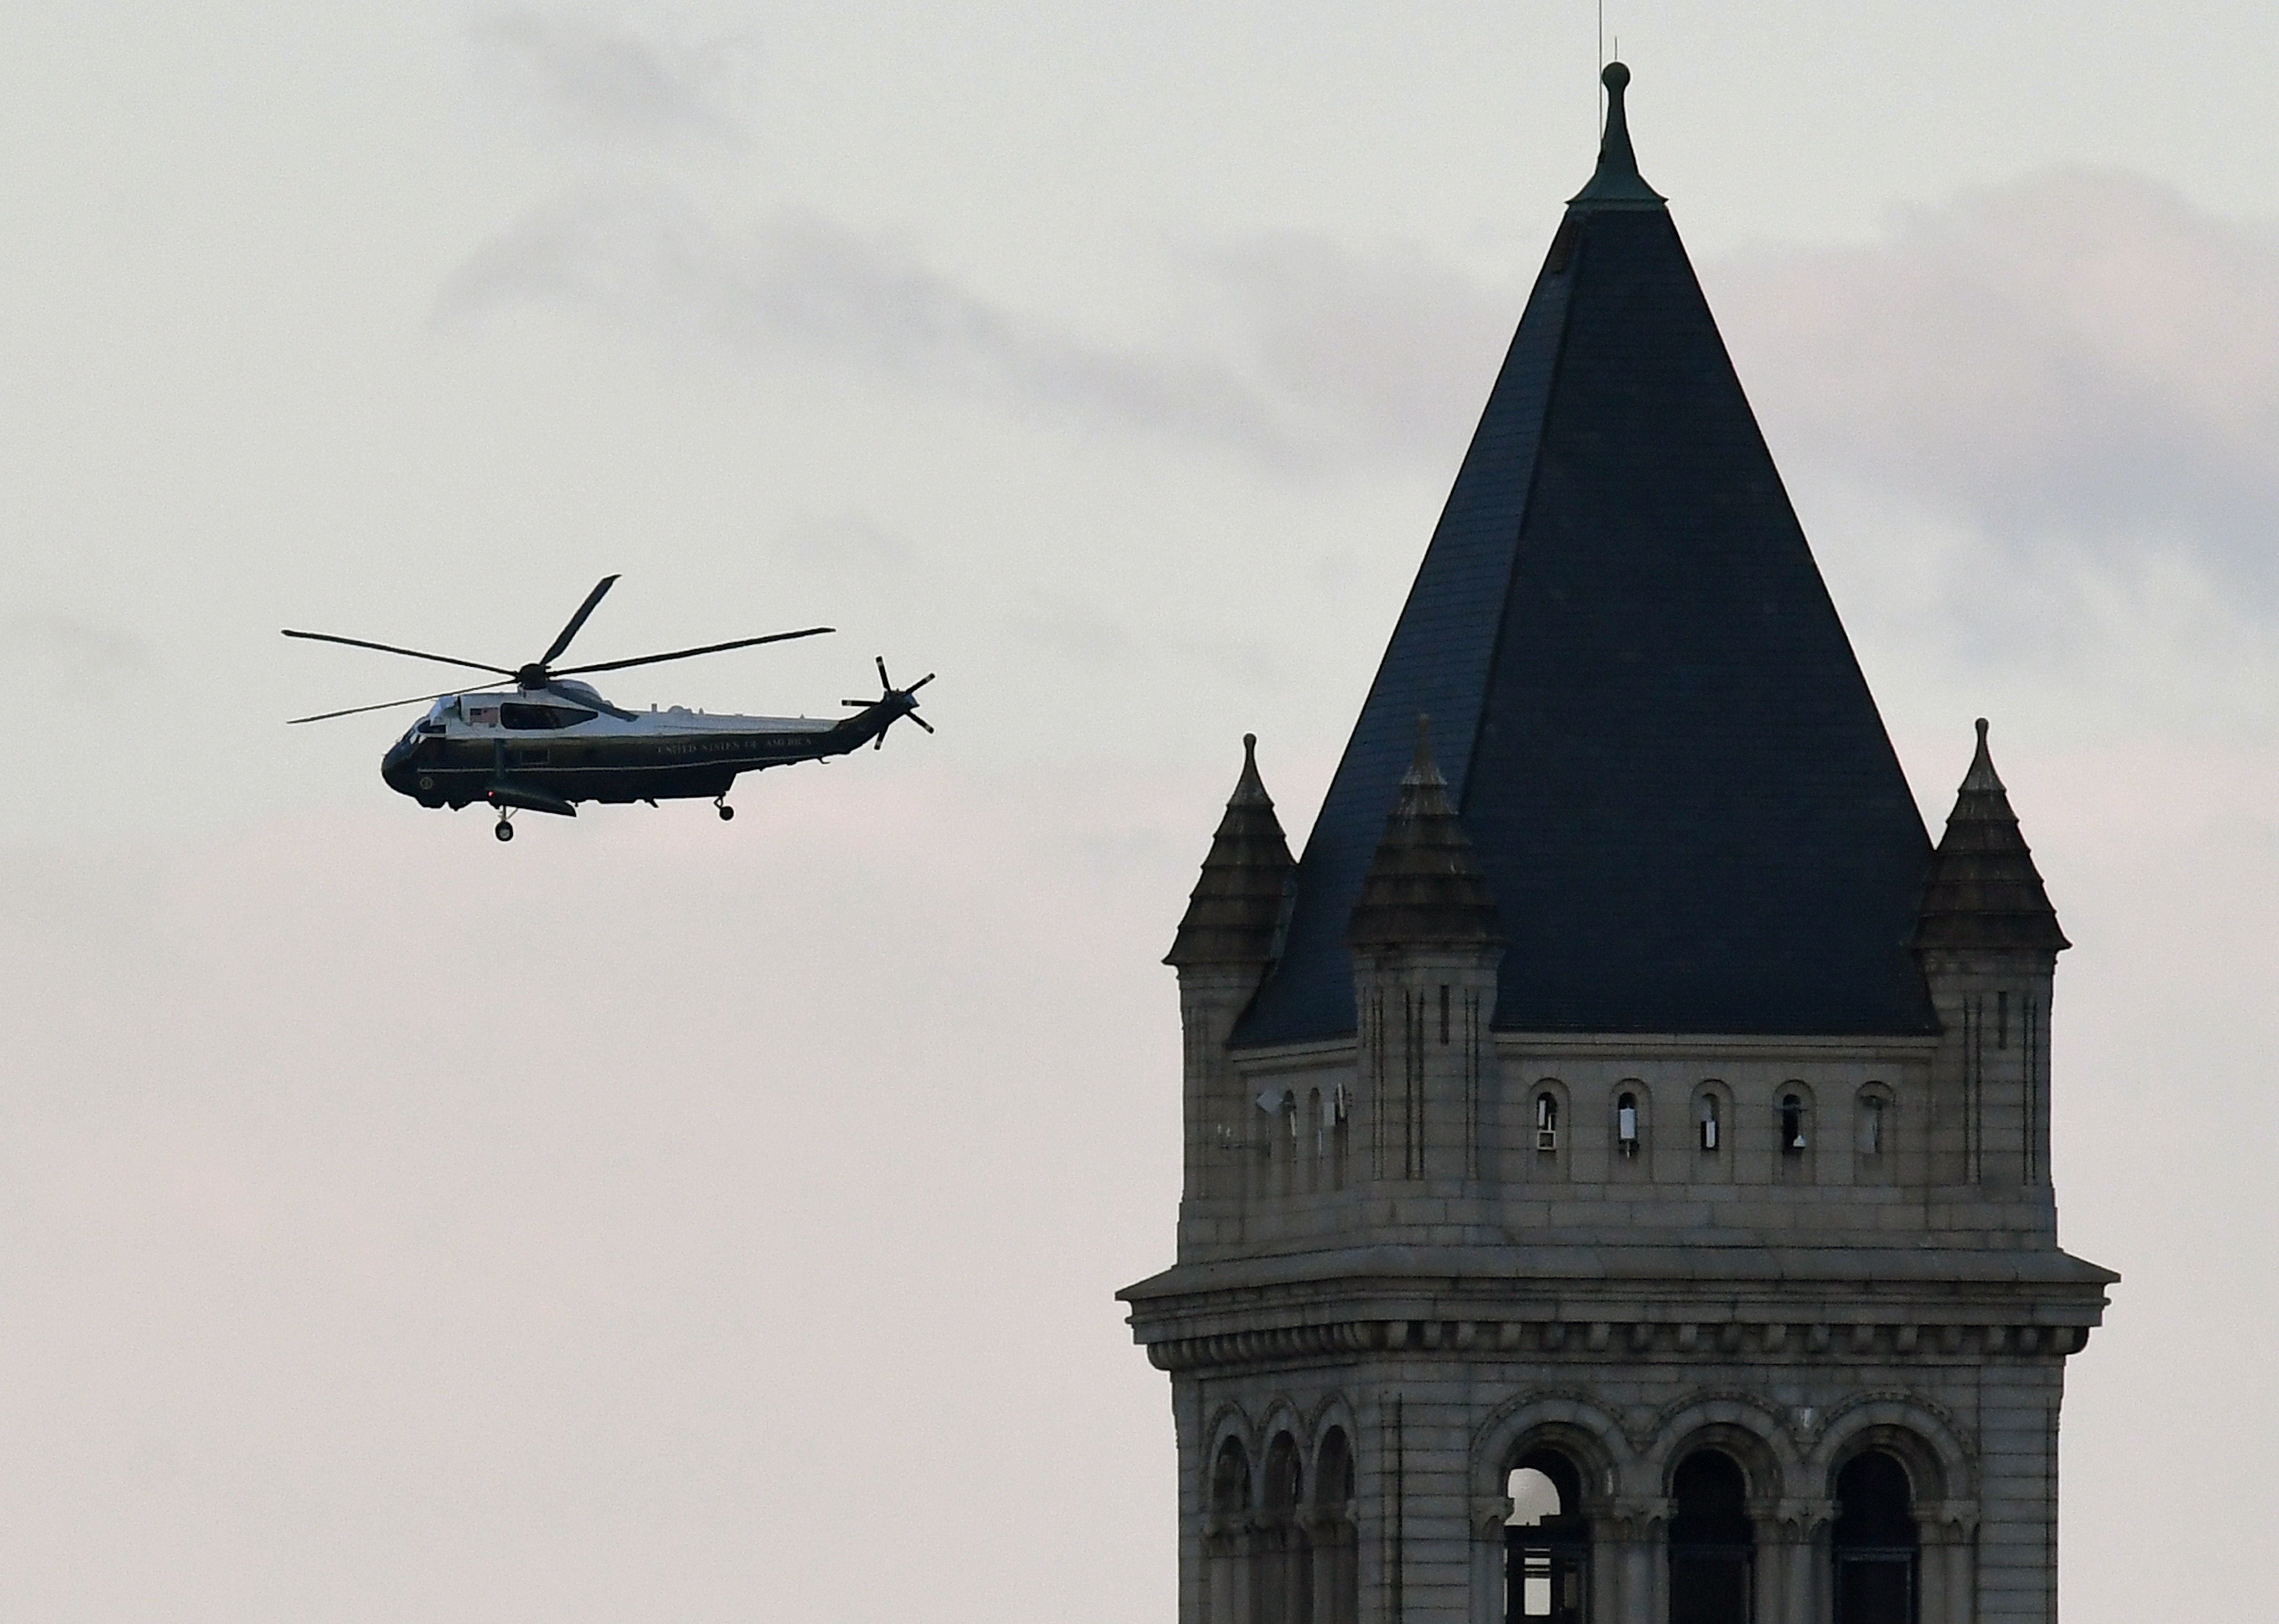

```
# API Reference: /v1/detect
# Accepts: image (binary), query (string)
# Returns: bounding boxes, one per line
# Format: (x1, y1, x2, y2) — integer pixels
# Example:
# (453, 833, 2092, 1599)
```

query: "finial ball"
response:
(1602, 60, 1630, 92)
(1243, 732, 1258, 751)
(1975, 717, 1990, 742)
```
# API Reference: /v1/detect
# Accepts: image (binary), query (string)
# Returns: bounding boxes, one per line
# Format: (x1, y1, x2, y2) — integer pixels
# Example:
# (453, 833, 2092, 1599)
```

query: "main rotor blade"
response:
(554, 625, 833, 676)
(281, 629, 515, 677)
(286, 679, 512, 725)
(538, 574, 620, 668)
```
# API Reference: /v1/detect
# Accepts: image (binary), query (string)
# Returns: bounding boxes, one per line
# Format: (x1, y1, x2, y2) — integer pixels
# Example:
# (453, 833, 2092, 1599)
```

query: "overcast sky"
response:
(3, 5, 2274, 1620)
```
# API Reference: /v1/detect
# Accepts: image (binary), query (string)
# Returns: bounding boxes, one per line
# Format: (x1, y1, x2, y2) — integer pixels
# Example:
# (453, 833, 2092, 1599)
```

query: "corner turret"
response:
(1917, 719, 2065, 1202)
(1168, 735, 1294, 1213)
(1345, 718, 1502, 1184)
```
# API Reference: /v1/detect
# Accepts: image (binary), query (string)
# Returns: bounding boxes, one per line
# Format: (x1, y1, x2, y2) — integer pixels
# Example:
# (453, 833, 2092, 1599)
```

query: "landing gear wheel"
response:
(716, 798, 735, 822)
(494, 820, 515, 843)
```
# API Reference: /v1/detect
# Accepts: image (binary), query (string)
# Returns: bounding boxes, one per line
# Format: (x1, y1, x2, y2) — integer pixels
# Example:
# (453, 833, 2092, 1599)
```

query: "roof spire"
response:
(1914, 718, 2069, 955)
(1165, 733, 1297, 969)
(1346, 714, 1502, 949)
(1570, 61, 1666, 210)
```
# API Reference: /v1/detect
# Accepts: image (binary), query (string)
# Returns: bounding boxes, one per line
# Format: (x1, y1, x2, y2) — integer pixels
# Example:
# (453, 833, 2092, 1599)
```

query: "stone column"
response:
(1768, 1500, 1834, 1624)
(1922, 1503, 1979, 1624)
(1588, 1518, 1621, 1624)
(1203, 1516, 1252, 1624)
(1301, 1506, 1357, 1624)
(1605, 1501, 1667, 1624)
(1470, 1495, 1515, 1624)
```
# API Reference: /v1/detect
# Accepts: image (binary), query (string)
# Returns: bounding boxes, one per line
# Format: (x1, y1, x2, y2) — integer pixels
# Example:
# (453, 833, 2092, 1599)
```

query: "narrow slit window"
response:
(1997, 989, 2010, 1049)
(1781, 1094, 1807, 1152)
(1537, 1093, 1559, 1152)
(1699, 1095, 1720, 1152)
(1861, 1096, 1885, 1156)
(1616, 1093, 1640, 1156)
(1439, 983, 1450, 1045)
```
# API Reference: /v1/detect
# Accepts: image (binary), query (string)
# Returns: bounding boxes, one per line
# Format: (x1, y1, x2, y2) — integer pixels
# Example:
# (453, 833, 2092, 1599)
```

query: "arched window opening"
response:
(1699, 1093, 1721, 1153)
(1616, 1092, 1641, 1157)
(1258, 1434, 1309, 1624)
(1504, 1449, 1588, 1623)
(1306, 1088, 1324, 1194)
(1780, 1093, 1808, 1153)
(1206, 1438, 1253, 1624)
(1860, 1095, 1886, 1158)
(1331, 1084, 1351, 1190)
(1312, 1429, 1359, 1624)
(1833, 1451, 1919, 1624)
(1278, 1091, 1299, 1197)
(1669, 1449, 1753, 1624)
(1211, 1436, 1251, 1520)
(1536, 1092, 1560, 1153)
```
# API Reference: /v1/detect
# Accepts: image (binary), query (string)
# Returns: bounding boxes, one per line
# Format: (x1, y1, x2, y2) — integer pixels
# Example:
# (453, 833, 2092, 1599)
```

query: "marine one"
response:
(1120, 65, 2113, 1624)
(284, 575, 933, 840)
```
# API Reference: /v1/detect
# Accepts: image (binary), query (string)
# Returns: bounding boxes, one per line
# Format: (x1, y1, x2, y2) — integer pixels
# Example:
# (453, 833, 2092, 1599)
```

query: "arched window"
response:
(1259, 1434, 1309, 1624)
(1699, 1092, 1721, 1153)
(1505, 1449, 1588, 1621)
(1278, 1091, 1299, 1197)
(1616, 1092, 1641, 1157)
(1536, 1092, 1560, 1153)
(1669, 1449, 1753, 1624)
(1313, 1429, 1359, 1624)
(1206, 1437, 1253, 1624)
(1833, 1450, 1918, 1624)
(1859, 1094, 1887, 1157)
(1306, 1088, 1324, 1194)
(1780, 1093, 1808, 1153)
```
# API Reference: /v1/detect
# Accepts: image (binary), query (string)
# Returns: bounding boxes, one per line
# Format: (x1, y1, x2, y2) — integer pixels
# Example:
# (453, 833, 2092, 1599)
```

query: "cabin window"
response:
(1616, 1093, 1640, 1157)
(1781, 1094, 1808, 1152)
(1536, 1092, 1559, 1152)
(500, 703, 597, 731)
(1699, 1094, 1720, 1152)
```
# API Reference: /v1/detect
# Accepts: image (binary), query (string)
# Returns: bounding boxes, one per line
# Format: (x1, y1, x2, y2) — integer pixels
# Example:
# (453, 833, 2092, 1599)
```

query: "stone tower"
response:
(1121, 65, 2114, 1624)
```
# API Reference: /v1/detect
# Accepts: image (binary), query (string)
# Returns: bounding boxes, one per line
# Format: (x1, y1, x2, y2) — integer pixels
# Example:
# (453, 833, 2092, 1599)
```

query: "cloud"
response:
(430, 159, 2279, 642)
(1710, 170, 2279, 603)
(468, 6, 755, 144)
(0, 766, 1199, 1621)
(435, 184, 1305, 463)
(0, 612, 154, 701)
(1197, 232, 1517, 461)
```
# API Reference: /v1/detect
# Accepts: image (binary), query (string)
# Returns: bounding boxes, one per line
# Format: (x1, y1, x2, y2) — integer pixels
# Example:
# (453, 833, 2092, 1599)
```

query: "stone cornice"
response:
(1122, 1242, 2120, 1303)
(1140, 1314, 2096, 1375)
(1228, 1030, 1944, 1065)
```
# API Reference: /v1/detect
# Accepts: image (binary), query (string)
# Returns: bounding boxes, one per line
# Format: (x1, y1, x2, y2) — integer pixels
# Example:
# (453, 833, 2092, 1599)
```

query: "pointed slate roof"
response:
(1236, 65, 1939, 1044)
(1914, 720, 2069, 956)
(1345, 717, 1503, 950)
(1166, 734, 1297, 969)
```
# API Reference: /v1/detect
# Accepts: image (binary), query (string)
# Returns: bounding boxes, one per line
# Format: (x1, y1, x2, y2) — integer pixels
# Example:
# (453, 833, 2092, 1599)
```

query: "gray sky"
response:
(2, 4, 2272, 1619)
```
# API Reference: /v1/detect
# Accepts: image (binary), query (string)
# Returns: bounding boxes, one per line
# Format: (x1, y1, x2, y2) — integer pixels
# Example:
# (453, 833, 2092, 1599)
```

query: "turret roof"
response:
(1345, 717, 1503, 950)
(1236, 65, 1939, 1043)
(1914, 720, 2069, 955)
(1165, 734, 1297, 969)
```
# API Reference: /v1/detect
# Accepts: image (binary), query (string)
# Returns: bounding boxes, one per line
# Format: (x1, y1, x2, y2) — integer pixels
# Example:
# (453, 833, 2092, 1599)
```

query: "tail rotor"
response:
(841, 657, 936, 748)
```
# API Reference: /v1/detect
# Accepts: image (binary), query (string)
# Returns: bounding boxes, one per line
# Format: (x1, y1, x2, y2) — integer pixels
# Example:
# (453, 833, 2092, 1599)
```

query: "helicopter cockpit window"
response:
(499, 703, 597, 731)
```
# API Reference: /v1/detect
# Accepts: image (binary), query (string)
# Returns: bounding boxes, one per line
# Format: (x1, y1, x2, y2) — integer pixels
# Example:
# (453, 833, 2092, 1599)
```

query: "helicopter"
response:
(284, 575, 933, 841)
